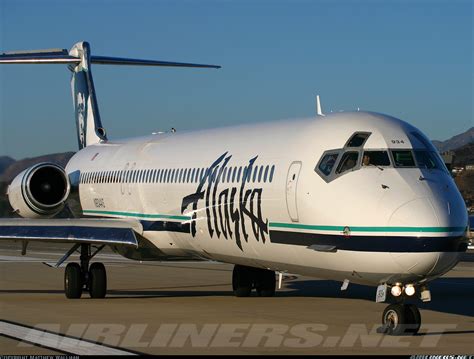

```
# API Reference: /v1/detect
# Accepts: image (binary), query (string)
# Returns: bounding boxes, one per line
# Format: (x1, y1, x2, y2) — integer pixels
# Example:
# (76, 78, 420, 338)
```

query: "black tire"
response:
(232, 265, 252, 297)
(382, 303, 410, 336)
(255, 269, 276, 297)
(89, 262, 107, 299)
(404, 304, 421, 335)
(64, 263, 82, 299)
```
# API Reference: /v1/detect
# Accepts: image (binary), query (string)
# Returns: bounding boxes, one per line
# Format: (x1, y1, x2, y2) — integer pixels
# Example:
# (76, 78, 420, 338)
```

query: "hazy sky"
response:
(0, 0, 472, 159)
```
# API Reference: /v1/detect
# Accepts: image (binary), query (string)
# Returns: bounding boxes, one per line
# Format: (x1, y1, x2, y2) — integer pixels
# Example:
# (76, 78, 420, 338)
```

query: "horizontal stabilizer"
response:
(90, 56, 221, 69)
(0, 49, 220, 69)
(0, 53, 79, 64)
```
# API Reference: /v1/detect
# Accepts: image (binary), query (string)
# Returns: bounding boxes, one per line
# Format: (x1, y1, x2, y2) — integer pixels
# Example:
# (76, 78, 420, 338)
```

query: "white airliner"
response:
(0, 42, 469, 336)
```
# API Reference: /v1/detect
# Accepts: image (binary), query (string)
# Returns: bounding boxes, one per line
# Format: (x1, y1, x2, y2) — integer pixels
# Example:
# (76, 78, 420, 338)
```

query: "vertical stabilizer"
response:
(69, 42, 107, 149)
(0, 41, 220, 150)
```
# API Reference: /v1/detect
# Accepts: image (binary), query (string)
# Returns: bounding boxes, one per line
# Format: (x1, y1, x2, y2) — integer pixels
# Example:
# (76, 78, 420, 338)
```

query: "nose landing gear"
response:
(377, 303, 421, 335)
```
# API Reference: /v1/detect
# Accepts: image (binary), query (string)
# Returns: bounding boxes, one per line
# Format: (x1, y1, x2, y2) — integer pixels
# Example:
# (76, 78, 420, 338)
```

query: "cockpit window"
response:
(410, 131, 449, 173)
(336, 152, 359, 174)
(362, 151, 391, 167)
(414, 151, 439, 169)
(318, 152, 339, 176)
(391, 150, 416, 167)
(346, 132, 371, 148)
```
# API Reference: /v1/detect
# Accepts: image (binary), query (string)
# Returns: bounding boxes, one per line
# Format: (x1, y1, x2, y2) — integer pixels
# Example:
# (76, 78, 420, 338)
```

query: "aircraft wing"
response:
(0, 218, 141, 247)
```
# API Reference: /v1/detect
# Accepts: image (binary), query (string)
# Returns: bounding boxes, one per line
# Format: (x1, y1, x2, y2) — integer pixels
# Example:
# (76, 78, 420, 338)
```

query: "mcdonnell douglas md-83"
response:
(0, 42, 469, 336)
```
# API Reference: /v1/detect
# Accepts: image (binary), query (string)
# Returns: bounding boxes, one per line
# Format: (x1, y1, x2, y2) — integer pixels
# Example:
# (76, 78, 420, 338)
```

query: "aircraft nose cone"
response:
(427, 252, 462, 277)
(389, 197, 437, 228)
(388, 198, 467, 280)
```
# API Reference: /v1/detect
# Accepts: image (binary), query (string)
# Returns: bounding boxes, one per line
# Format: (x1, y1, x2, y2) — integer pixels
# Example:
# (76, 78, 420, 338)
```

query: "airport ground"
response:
(0, 242, 473, 355)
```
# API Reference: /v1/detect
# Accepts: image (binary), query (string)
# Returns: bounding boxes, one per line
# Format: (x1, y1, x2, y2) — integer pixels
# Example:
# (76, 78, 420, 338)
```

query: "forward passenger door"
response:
(286, 161, 302, 222)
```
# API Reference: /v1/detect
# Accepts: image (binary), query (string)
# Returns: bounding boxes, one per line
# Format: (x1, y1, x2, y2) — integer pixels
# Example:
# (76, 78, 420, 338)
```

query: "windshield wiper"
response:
(369, 163, 384, 171)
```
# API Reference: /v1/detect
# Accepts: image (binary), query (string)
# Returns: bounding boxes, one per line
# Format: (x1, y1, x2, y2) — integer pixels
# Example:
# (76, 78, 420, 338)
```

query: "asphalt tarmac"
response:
(0, 242, 473, 355)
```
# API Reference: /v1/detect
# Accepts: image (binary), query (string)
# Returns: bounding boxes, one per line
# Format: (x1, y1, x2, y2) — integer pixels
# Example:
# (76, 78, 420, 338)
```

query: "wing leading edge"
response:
(0, 218, 142, 247)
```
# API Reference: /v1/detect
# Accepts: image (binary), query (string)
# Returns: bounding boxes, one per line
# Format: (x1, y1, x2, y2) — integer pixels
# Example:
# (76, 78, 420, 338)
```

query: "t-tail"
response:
(0, 41, 220, 149)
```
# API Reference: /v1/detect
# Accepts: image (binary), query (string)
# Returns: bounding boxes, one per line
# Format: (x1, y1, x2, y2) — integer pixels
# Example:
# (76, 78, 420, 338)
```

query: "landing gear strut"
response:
(378, 303, 421, 335)
(64, 244, 107, 299)
(232, 265, 276, 297)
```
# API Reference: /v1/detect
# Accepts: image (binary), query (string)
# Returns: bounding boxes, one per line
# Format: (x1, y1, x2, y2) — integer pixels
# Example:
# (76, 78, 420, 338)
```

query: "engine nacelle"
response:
(7, 163, 70, 218)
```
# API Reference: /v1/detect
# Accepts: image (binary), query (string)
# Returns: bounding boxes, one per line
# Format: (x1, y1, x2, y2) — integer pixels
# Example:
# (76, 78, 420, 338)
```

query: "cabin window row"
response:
(79, 165, 276, 185)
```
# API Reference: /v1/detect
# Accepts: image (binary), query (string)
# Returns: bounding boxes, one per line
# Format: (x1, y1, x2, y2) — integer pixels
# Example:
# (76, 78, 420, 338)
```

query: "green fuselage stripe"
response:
(83, 211, 466, 233)
(269, 222, 466, 233)
(83, 209, 191, 221)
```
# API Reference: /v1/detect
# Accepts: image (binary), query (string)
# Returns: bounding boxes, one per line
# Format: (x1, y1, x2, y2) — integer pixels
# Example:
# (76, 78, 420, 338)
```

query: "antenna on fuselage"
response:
(316, 95, 325, 117)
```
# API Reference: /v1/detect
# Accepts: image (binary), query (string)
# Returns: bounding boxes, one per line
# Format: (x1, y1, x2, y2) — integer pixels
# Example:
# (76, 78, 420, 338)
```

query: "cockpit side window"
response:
(317, 152, 339, 176)
(391, 150, 416, 167)
(336, 152, 359, 174)
(345, 132, 371, 148)
(414, 151, 438, 169)
(362, 151, 391, 167)
(409, 131, 449, 173)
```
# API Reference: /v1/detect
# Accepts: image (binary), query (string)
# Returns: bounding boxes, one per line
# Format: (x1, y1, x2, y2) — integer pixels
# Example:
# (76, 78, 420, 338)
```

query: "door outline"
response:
(286, 161, 302, 222)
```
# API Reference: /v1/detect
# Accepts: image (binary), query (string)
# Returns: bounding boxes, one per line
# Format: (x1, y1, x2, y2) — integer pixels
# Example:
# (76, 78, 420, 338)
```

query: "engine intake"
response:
(7, 163, 70, 218)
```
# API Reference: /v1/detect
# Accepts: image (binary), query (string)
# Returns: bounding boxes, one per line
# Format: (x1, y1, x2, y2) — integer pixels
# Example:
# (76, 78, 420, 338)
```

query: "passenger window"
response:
(362, 151, 391, 167)
(263, 166, 269, 182)
(252, 166, 258, 182)
(318, 153, 339, 176)
(346, 133, 370, 147)
(392, 150, 416, 167)
(336, 152, 359, 174)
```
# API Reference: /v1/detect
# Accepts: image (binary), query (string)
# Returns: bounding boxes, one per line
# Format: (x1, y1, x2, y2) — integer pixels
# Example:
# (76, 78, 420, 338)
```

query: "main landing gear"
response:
(232, 265, 276, 297)
(64, 244, 107, 299)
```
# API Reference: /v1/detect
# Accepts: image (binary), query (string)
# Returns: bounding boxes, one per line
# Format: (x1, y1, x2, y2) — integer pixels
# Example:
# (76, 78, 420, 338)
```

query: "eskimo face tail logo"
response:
(181, 152, 269, 251)
(76, 92, 86, 148)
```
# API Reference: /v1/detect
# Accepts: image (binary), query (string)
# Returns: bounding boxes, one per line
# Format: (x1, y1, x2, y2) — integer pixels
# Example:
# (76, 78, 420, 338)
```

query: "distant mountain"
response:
(0, 156, 15, 174)
(453, 142, 474, 167)
(0, 152, 75, 183)
(433, 127, 474, 153)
